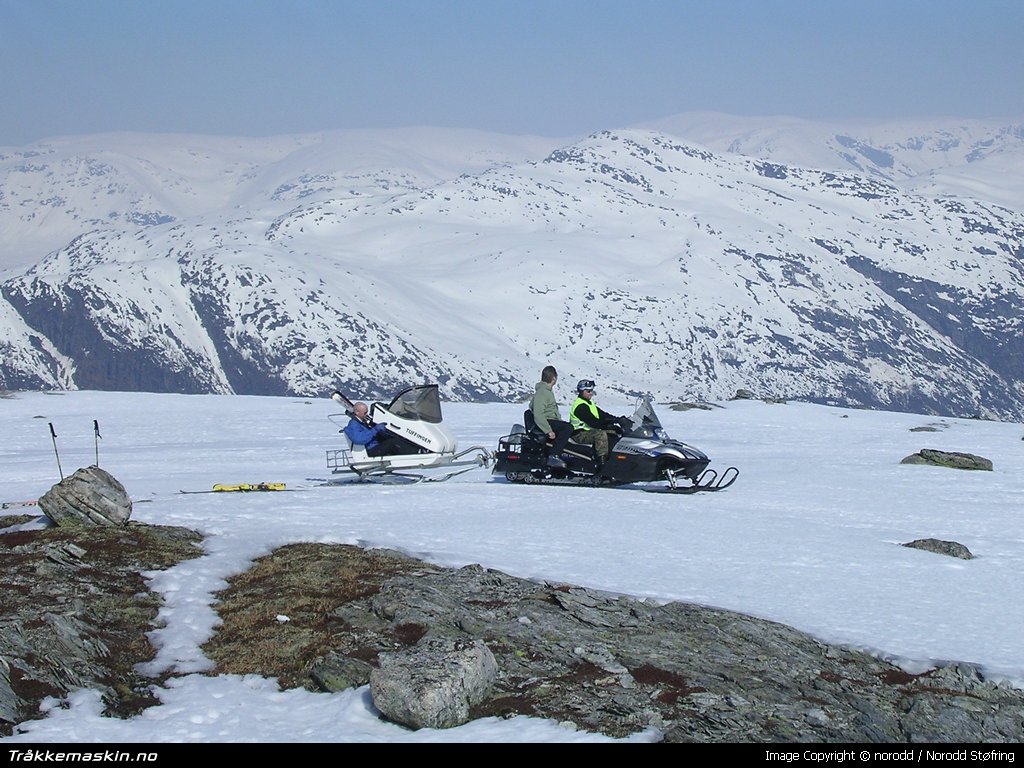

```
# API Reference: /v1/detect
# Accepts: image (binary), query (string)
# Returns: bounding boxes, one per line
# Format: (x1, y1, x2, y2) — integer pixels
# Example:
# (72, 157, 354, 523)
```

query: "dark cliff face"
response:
(1, 280, 221, 394)
(185, 287, 289, 396)
(845, 252, 1024, 382)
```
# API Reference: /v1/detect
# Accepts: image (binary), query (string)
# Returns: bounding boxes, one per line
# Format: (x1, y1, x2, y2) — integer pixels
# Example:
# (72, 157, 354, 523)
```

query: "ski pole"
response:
(49, 422, 64, 481)
(93, 420, 102, 467)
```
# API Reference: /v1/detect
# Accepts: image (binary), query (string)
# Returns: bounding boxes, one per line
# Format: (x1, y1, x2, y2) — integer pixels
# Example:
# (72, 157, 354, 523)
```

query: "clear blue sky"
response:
(2, 0, 1022, 145)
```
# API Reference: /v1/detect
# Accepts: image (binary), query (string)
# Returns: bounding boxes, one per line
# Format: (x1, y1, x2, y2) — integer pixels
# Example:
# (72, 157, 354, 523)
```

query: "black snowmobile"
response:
(493, 397, 738, 493)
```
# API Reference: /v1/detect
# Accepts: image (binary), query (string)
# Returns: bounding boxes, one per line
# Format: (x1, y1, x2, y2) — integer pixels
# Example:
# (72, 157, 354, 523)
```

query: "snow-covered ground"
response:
(2, 390, 1022, 742)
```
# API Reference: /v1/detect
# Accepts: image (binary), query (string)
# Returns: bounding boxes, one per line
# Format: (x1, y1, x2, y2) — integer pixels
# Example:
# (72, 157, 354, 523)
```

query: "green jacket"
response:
(530, 382, 562, 433)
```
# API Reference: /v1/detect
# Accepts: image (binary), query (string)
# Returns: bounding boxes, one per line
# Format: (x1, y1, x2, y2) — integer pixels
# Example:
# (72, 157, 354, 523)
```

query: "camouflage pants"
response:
(571, 428, 609, 460)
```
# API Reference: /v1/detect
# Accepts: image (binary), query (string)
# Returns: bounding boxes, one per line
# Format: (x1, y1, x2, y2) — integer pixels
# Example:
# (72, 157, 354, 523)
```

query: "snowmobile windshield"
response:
(385, 385, 444, 424)
(628, 398, 664, 437)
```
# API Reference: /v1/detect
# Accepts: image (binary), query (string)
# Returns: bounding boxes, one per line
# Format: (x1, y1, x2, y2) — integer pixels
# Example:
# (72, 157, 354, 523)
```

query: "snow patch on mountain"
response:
(2, 117, 1024, 419)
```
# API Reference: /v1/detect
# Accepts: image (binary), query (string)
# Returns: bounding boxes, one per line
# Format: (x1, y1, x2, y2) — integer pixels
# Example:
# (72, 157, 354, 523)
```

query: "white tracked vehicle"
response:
(326, 384, 492, 484)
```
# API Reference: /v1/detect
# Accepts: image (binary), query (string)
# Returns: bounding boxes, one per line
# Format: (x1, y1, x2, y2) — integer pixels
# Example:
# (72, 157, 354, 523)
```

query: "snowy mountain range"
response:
(2, 116, 1024, 419)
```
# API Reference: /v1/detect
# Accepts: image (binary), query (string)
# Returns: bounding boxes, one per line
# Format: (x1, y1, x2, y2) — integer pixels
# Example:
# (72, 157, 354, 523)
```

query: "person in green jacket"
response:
(530, 365, 573, 468)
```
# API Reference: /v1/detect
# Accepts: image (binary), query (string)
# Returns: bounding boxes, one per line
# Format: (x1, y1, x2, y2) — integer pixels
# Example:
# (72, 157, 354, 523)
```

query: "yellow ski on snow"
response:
(211, 482, 287, 493)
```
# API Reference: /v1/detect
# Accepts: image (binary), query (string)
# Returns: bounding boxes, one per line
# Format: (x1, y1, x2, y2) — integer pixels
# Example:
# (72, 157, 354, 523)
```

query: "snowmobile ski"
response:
(320, 464, 483, 487)
(642, 466, 739, 494)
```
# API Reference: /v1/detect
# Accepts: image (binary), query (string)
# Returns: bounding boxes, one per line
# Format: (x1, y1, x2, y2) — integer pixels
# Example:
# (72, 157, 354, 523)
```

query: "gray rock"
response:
(900, 449, 993, 471)
(669, 401, 716, 412)
(370, 636, 499, 729)
(903, 538, 975, 560)
(310, 652, 374, 692)
(37, 465, 132, 526)
(0, 658, 17, 725)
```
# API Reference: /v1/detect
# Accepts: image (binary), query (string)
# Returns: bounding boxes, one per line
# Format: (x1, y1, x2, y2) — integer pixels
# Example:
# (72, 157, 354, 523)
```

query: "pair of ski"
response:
(1, 499, 38, 510)
(5, 488, 291, 504)
(2, 499, 159, 512)
(178, 471, 466, 493)
(179, 483, 288, 495)
(2, 498, 155, 509)
(643, 466, 740, 494)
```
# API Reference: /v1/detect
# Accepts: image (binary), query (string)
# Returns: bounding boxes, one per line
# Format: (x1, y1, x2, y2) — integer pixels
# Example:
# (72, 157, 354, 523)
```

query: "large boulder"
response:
(370, 636, 499, 729)
(37, 465, 132, 527)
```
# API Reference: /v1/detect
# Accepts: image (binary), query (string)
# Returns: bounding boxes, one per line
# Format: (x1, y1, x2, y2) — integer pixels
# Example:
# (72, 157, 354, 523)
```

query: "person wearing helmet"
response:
(529, 365, 573, 468)
(568, 379, 627, 465)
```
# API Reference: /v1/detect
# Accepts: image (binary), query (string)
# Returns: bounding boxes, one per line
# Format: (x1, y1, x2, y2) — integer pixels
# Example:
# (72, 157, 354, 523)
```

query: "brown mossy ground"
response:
(1, 514, 432, 735)
(0, 518, 204, 735)
(200, 543, 440, 689)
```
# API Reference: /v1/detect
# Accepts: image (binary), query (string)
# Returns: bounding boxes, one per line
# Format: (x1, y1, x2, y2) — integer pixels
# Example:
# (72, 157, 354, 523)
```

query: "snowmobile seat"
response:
(523, 409, 551, 444)
(328, 430, 363, 470)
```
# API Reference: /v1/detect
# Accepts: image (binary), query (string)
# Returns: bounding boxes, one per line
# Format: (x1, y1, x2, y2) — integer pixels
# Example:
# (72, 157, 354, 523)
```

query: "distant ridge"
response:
(2, 116, 1024, 419)
(634, 112, 1024, 208)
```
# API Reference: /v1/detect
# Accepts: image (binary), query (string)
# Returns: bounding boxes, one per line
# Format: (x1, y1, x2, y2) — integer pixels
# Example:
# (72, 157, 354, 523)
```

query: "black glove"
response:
(603, 417, 624, 434)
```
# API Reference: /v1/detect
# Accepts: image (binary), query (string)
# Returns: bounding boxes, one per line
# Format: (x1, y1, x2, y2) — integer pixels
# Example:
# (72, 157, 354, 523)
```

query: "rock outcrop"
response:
(902, 539, 975, 560)
(900, 449, 993, 471)
(3, 525, 1022, 743)
(207, 542, 1024, 743)
(0, 520, 203, 736)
